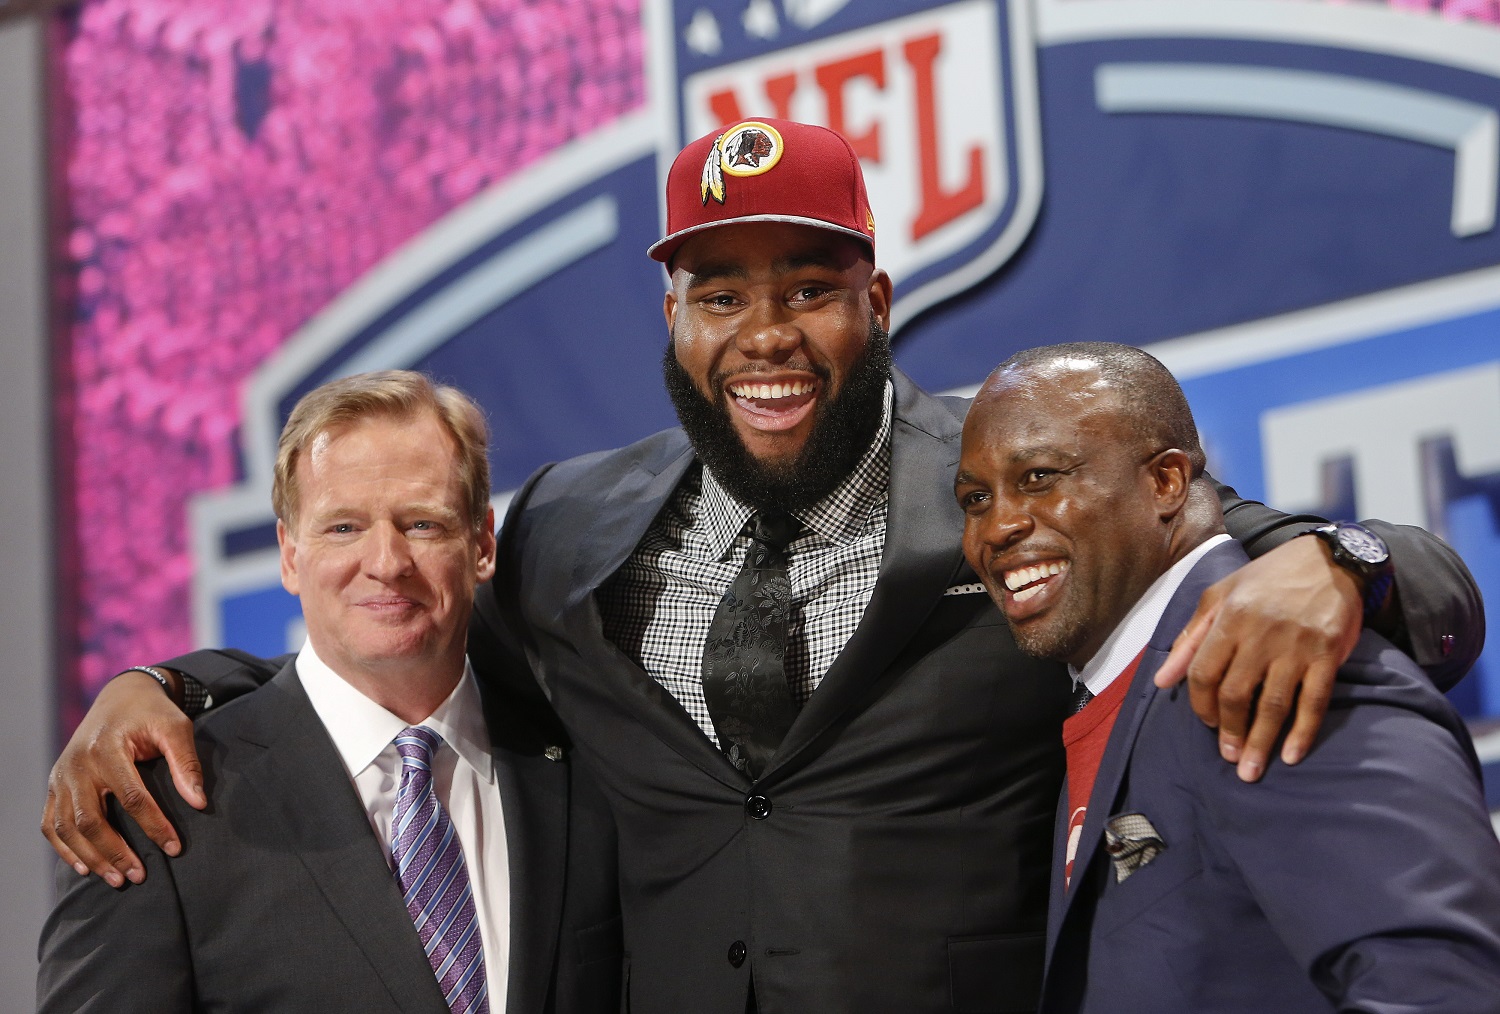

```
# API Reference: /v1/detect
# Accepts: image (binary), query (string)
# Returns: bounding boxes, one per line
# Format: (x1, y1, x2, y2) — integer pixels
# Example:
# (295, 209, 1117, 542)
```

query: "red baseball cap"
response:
(647, 117, 876, 265)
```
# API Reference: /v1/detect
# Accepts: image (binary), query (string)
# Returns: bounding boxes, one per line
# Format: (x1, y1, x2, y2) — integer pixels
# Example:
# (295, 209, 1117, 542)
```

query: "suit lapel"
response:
(492, 740, 568, 1014)
(554, 373, 974, 788)
(562, 437, 749, 790)
(233, 664, 450, 1013)
(565, 438, 697, 609)
(1051, 542, 1250, 935)
(1051, 645, 1164, 938)
(767, 372, 969, 777)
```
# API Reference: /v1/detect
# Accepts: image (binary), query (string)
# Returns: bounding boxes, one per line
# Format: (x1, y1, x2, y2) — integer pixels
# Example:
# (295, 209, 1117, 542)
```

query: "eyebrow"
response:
(685, 261, 749, 287)
(1008, 445, 1078, 464)
(774, 250, 848, 274)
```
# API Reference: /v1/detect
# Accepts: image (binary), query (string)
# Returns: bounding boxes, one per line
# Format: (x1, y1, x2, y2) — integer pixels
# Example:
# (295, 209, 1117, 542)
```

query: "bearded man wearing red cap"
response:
(45, 119, 1482, 1014)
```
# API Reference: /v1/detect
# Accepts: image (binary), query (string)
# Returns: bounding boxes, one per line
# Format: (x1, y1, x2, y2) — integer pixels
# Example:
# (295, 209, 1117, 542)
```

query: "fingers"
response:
(111, 757, 182, 859)
(1182, 609, 1241, 735)
(40, 669, 193, 884)
(161, 724, 207, 811)
(1177, 539, 1364, 781)
(1155, 600, 1217, 689)
(1232, 658, 1302, 783)
(40, 791, 89, 879)
(1280, 658, 1337, 767)
(43, 770, 138, 888)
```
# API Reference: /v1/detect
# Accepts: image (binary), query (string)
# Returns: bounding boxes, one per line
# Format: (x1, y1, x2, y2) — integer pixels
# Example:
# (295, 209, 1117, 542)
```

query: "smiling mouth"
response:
(358, 597, 423, 616)
(725, 376, 819, 431)
(995, 559, 1069, 619)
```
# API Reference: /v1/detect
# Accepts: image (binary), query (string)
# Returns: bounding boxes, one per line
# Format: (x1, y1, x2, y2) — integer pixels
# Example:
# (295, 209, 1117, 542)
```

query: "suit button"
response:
(745, 794, 772, 819)
(728, 940, 747, 967)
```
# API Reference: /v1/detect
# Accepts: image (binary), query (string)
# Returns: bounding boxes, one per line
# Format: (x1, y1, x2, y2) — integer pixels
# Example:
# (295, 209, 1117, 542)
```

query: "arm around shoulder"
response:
(1358, 518, 1484, 692)
(1213, 476, 1484, 689)
(159, 648, 291, 711)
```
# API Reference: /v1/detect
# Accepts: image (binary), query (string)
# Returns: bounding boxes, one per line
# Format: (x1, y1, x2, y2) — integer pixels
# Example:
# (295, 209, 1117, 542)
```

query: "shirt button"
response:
(728, 940, 747, 967)
(745, 794, 772, 820)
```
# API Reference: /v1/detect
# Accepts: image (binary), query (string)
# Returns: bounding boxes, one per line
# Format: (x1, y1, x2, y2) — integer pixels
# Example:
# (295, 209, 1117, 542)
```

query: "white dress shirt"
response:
(1070, 533, 1234, 697)
(297, 640, 510, 1014)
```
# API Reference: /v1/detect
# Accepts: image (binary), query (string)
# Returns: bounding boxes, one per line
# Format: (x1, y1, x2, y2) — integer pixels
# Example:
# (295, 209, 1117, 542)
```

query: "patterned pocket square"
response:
(1104, 812, 1166, 883)
(943, 582, 988, 596)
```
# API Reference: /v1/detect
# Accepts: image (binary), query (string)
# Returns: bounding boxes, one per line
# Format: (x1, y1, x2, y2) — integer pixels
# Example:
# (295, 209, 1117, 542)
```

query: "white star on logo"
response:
(684, 9, 722, 56)
(742, 0, 779, 40)
(782, 0, 850, 30)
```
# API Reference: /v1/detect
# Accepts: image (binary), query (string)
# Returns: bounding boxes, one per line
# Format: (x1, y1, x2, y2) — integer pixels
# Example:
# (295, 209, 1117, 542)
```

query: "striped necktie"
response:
(390, 726, 489, 1014)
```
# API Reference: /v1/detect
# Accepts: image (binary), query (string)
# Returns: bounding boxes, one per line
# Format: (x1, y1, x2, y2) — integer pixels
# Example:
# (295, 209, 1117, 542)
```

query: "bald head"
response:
(955, 342, 1220, 666)
(986, 342, 1206, 478)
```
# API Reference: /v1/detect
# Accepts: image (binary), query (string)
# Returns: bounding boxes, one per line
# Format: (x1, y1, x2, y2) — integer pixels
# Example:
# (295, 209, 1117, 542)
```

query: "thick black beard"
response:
(662, 319, 893, 514)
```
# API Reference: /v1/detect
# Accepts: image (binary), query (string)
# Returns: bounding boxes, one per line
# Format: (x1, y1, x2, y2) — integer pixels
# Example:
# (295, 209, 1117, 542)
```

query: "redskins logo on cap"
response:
(700, 121, 785, 205)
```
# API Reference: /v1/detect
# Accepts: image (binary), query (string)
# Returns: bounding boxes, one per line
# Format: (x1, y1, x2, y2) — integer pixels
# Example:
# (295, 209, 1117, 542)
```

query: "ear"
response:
(868, 268, 893, 332)
(278, 519, 300, 596)
(663, 288, 679, 334)
(1148, 448, 1194, 523)
(474, 506, 498, 584)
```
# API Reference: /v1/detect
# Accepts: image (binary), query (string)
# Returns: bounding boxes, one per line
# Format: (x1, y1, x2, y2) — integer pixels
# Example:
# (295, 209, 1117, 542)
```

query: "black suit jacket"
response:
(1040, 542, 1500, 1013)
(156, 370, 1482, 1014)
(37, 660, 622, 1014)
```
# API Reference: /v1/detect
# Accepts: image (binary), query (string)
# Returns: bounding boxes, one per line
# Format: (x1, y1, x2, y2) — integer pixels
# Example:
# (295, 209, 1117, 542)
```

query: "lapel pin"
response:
(544, 745, 564, 762)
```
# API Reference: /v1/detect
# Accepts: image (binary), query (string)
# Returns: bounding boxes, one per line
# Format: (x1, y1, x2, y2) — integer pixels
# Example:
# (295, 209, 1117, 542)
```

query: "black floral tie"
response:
(702, 510, 801, 779)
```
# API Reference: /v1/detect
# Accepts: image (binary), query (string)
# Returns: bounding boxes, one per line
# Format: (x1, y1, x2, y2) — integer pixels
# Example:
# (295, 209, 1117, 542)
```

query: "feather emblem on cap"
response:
(701, 133, 726, 205)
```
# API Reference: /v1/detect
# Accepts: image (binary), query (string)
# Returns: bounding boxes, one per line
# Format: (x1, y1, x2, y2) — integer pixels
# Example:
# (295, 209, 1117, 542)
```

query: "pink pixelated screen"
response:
(52, 0, 644, 726)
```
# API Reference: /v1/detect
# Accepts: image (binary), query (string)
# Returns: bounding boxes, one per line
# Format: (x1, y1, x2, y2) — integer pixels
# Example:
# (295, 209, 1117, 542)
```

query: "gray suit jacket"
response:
(1040, 541, 1500, 1013)
(37, 660, 622, 1014)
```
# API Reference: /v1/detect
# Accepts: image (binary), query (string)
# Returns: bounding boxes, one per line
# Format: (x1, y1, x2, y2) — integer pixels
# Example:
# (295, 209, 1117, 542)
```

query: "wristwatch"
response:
(1303, 522, 1394, 618)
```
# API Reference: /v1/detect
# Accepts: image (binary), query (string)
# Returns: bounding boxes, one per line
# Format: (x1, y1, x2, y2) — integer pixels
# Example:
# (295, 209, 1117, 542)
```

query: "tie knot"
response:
(395, 725, 443, 767)
(751, 509, 800, 551)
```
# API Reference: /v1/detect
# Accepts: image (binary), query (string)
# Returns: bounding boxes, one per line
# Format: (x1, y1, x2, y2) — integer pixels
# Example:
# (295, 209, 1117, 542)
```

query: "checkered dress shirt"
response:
(597, 384, 894, 747)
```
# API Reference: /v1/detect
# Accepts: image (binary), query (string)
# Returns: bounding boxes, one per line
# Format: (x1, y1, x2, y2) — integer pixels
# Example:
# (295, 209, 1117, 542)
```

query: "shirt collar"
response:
(297, 639, 493, 784)
(1070, 533, 1234, 697)
(698, 380, 893, 560)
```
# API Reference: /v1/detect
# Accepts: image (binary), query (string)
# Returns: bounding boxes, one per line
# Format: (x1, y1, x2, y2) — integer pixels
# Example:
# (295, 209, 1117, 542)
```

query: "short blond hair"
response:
(273, 370, 491, 531)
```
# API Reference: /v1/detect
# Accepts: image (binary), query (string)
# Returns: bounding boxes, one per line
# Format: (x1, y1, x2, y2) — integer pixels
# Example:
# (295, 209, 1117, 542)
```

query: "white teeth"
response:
(1013, 583, 1044, 603)
(730, 380, 814, 400)
(1003, 560, 1067, 593)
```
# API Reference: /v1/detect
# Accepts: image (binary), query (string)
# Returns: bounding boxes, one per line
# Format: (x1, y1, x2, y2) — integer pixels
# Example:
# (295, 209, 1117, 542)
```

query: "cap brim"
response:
(648, 214, 875, 264)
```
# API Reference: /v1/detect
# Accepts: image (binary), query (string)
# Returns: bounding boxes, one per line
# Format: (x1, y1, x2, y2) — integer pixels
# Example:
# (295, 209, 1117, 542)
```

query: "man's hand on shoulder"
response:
(42, 669, 207, 887)
(1155, 535, 1363, 783)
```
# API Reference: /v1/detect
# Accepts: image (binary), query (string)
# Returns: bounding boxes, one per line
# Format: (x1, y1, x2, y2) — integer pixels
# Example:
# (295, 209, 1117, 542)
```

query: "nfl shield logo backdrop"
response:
(652, 0, 1043, 329)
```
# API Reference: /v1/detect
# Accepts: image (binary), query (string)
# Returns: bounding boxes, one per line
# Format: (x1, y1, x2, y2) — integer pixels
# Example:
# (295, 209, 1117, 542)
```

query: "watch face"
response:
(1337, 525, 1388, 565)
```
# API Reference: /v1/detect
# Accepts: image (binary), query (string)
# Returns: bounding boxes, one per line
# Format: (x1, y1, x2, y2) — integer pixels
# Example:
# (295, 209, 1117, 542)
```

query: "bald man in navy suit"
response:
(955, 342, 1500, 1014)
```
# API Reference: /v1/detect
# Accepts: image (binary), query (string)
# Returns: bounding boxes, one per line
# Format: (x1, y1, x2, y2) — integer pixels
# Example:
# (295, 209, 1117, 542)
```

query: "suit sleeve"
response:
(37, 796, 194, 1013)
(468, 462, 572, 750)
(158, 648, 292, 711)
(1212, 474, 1483, 691)
(1185, 636, 1500, 1010)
